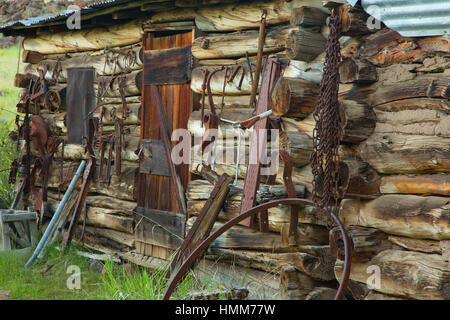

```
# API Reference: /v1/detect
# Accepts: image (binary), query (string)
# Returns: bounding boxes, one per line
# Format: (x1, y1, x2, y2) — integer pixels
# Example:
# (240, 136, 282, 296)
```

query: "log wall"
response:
(11, 0, 450, 300)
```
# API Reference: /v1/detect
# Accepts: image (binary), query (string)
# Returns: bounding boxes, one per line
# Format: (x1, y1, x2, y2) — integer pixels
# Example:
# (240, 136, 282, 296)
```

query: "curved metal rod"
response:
(328, 208, 352, 300)
(162, 198, 352, 300)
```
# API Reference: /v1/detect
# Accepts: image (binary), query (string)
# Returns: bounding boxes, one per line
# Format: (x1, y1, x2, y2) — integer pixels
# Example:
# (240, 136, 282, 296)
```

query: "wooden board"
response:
(135, 207, 185, 250)
(143, 46, 192, 85)
(137, 29, 194, 258)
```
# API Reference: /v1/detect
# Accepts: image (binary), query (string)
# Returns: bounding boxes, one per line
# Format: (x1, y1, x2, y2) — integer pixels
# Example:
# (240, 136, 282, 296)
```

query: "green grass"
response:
(0, 45, 23, 208)
(0, 243, 234, 300)
(0, 45, 23, 123)
(0, 245, 103, 300)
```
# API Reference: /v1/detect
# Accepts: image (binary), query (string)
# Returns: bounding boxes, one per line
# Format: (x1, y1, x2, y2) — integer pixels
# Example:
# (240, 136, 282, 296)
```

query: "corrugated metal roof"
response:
(359, 0, 450, 37)
(0, 0, 139, 31)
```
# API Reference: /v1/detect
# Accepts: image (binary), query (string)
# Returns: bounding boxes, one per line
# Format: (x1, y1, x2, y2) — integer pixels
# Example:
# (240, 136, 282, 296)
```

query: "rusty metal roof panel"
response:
(360, 0, 450, 37)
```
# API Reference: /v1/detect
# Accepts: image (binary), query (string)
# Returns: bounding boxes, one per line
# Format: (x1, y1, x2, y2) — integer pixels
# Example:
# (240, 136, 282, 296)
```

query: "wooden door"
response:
(136, 29, 193, 259)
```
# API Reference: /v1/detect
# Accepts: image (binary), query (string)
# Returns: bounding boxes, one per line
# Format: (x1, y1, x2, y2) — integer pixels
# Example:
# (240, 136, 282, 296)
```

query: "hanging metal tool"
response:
(249, 10, 267, 109)
(200, 67, 224, 154)
(114, 118, 124, 176)
(61, 137, 96, 252)
(98, 136, 114, 185)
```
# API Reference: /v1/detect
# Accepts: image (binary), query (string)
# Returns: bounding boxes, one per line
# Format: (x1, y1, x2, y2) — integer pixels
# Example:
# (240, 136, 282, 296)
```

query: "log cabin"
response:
(1, 0, 449, 300)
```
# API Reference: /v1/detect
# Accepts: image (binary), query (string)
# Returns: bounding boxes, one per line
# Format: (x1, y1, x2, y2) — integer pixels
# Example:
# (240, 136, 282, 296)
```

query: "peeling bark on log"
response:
(341, 29, 450, 67)
(335, 249, 450, 300)
(339, 195, 450, 240)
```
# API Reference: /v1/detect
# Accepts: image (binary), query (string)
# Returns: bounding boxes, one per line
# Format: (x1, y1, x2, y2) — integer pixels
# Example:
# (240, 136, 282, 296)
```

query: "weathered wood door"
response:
(136, 28, 193, 259)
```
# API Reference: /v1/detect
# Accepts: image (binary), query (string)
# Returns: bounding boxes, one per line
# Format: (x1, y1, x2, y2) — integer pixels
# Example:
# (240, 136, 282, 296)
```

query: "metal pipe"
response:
(24, 160, 86, 268)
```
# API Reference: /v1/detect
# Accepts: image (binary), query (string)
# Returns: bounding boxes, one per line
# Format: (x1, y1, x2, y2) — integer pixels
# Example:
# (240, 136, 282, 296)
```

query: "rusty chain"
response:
(310, 10, 343, 213)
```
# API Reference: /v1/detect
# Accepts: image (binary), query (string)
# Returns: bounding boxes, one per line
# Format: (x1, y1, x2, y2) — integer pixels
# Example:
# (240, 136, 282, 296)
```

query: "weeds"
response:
(0, 45, 22, 208)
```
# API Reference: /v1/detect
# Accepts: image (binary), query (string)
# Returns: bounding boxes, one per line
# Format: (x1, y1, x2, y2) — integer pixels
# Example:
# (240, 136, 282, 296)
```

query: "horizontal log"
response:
(102, 95, 141, 105)
(85, 195, 137, 213)
(148, 0, 328, 32)
(96, 70, 143, 97)
(187, 217, 325, 252)
(329, 225, 393, 262)
(339, 195, 450, 240)
(358, 133, 450, 174)
(335, 249, 450, 300)
(23, 19, 144, 54)
(41, 103, 141, 128)
(280, 266, 334, 300)
(341, 74, 450, 108)
(78, 206, 134, 234)
(380, 174, 450, 196)
(28, 46, 143, 82)
(191, 64, 253, 95)
(42, 161, 138, 201)
(210, 246, 336, 282)
(282, 99, 376, 143)
(373, 104, 450, 138)
(192, 24, 293, 59)
(387, 235, 443, 255)
(341, 29, 450, 66)
(47, 191, 137, 216)
(187, 179, 306, 202)
(75, 225, 135, 250)
(282, 59, 323, 84)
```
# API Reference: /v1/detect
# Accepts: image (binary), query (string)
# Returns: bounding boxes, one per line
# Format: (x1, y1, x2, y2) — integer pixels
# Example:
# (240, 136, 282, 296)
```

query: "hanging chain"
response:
(310, 10, 343, 212)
